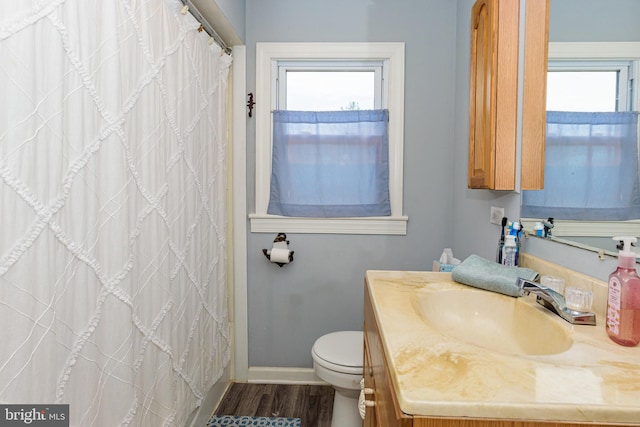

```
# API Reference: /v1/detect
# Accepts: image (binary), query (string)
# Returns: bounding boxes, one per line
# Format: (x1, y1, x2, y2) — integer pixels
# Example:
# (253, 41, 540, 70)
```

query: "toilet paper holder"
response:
(262, 233, 294, 267)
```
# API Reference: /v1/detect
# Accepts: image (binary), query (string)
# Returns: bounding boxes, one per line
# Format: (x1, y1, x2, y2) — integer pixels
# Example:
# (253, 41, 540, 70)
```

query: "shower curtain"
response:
(0, 1, 231, 426)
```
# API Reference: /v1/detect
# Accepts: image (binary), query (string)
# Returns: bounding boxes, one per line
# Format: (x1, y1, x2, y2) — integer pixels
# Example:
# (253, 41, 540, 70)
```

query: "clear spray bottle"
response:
(606, 236, 640, 347)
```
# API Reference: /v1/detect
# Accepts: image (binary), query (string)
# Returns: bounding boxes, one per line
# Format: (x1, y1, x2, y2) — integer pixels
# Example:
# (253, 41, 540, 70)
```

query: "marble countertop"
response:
(366, 270, 640, 424)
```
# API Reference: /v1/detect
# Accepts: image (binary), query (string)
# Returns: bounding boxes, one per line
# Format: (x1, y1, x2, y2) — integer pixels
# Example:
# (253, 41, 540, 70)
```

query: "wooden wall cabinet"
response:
(468, 0, 549, 190)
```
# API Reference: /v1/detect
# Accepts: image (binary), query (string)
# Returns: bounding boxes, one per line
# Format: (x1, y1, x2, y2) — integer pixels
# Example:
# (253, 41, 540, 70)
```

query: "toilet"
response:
(311, 331, 363, 427)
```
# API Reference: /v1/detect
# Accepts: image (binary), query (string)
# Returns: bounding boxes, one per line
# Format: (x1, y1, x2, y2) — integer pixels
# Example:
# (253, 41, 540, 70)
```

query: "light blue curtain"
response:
(522, 111, 640, 220)
(267, 110, 391, 217)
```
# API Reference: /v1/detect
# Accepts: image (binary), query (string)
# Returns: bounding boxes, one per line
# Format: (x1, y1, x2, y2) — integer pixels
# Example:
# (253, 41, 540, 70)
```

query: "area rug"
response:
(206, 415, 301, 427)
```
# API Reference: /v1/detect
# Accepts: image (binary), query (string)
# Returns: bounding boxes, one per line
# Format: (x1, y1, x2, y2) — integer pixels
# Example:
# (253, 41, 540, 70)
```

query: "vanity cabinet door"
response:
(468, 0, 519, 190)
(364, 283, 413, 427)
(362, 345, 376, 427)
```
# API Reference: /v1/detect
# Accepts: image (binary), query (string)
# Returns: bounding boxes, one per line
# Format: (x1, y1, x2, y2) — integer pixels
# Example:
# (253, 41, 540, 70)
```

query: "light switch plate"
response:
(490, 206, 504, 225)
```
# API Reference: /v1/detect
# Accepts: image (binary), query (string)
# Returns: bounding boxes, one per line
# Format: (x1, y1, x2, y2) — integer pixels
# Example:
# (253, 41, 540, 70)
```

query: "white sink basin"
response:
(412, 289, 573, 356)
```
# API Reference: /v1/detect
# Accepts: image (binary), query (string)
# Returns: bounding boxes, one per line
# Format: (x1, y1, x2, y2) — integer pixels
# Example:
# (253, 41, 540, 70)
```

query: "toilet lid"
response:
(312, 331, 363, 368)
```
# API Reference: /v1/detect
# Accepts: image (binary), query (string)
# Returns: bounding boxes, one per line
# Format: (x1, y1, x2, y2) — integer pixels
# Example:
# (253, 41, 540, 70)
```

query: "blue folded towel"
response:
(451, 254, 539, 297)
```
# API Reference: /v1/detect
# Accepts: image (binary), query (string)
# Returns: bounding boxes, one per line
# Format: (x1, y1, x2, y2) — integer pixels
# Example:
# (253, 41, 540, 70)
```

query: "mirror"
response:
(522, 0, 640, 255)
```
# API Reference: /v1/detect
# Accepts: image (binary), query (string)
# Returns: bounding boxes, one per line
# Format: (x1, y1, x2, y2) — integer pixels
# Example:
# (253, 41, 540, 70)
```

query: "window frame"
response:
(521, 41, 640, 237)
(251, 42, 407, 235)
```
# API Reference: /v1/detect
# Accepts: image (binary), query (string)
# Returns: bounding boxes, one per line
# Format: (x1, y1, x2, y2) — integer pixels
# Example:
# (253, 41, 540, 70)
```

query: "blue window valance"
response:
(522, 111, 640, 220)
(267, 110, 391, 217)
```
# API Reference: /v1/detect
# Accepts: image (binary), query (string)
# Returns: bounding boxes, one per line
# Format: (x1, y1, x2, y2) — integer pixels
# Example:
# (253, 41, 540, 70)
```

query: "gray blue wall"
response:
(245, 0, 457, 368)
(244, 0, 640, 369)
(215, 0, 246, 42)
(549, 0, 640, 42)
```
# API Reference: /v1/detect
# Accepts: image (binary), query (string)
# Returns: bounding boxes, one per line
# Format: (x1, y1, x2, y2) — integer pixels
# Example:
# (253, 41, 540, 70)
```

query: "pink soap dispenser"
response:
(606, 236, 640, 346)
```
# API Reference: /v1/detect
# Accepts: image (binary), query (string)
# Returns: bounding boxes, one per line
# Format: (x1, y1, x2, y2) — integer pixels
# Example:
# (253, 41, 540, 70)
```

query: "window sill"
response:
(521, 218, 640, 237)
(249, 214, 408, 235)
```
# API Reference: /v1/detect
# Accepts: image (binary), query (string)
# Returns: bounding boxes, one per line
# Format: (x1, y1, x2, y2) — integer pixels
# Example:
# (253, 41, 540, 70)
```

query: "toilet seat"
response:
(312, 331, 364, 427)
(312, 331, 363, 375)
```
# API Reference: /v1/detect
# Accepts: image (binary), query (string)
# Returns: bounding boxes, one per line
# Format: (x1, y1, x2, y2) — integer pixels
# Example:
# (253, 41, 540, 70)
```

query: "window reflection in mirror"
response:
(547, 68, 621, 112)
(521, 0, 640, 256)
(521, 42, 640, 253)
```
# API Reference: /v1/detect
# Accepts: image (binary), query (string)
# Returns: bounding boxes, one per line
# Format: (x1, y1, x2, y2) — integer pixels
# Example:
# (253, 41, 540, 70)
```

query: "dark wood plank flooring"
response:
(214, 383, 334, 427)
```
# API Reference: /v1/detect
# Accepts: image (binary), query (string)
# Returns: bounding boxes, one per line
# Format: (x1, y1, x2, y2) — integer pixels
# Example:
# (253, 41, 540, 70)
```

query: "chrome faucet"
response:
(516, 278, 596, 326)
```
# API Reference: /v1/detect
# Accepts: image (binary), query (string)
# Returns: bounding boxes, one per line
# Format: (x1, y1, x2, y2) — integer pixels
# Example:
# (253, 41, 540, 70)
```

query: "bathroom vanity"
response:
(362, 270, 640, 426)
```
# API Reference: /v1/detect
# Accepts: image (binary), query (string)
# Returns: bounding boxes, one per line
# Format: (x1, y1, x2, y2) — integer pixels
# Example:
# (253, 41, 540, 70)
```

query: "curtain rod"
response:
(180, 0, 232, 55)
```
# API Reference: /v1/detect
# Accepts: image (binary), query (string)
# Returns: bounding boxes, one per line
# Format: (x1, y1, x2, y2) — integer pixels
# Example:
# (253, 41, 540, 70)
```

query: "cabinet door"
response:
(468, 0, 519, 190)
(364, 283, 413, 427)
(520, 0, 549, 190)
(363, 343, 377, 427)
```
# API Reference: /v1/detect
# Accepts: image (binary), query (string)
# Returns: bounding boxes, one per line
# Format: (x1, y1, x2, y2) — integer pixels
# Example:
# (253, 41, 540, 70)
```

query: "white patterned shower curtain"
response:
(0, 1, 231, 426)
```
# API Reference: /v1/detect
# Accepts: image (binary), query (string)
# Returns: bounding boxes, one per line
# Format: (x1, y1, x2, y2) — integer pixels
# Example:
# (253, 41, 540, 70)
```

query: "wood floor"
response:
(214, 383, 335, 427)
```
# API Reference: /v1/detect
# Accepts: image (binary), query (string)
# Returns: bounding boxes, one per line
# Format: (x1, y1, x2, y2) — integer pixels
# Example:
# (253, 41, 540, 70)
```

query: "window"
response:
(546, 61, 632, 112)
(251, 43, 406, 234)
(521, 42, 640, 236)
(277, 61, 382, 111)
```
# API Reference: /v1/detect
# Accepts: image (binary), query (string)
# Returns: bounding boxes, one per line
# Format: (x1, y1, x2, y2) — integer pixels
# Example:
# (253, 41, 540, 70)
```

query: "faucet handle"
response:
(565, 287, 594, 312)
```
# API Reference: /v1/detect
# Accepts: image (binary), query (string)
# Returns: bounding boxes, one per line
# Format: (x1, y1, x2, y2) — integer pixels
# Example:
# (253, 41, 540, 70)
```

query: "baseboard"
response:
(247, 366, 327, 385)
(186, 366, 231, 427)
